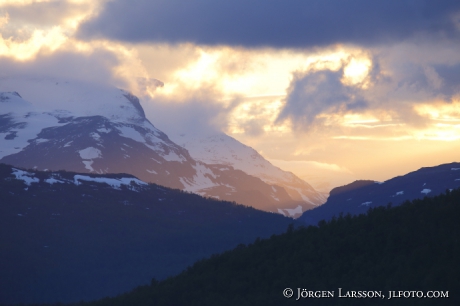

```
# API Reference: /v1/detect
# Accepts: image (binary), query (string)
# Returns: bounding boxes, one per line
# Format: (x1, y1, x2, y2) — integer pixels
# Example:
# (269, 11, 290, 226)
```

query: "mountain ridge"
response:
(171, 133, 326, 216)
(299, 161, 460, 226)
(0, 76, 322, 215)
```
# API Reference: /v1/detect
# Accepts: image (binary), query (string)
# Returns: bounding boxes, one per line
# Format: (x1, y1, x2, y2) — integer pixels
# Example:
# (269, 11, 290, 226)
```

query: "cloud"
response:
(276, 68, 369, 130)
(276, 41, 460, 133)
(240, 118, 266, 137)
(0, 1, 92, 29)
(142, 90, 242, 139)
(0, 48, 121, 87)
(78, 0, 460, 48)
(433, 63, 460, 95)
(135, 43, 201, 87)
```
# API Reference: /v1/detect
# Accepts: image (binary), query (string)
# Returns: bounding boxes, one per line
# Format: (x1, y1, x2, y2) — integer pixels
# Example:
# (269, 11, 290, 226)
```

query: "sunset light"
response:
(2, 1, 460, 304)
(0, 0, 459, 185)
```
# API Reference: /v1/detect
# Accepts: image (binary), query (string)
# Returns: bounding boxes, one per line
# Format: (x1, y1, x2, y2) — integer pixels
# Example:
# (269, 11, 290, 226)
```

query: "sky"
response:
(1, 0, 460, 189)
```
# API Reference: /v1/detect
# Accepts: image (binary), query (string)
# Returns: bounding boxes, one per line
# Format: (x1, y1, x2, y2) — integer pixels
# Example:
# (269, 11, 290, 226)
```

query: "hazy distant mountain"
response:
(0, 76, 315, 214)
(299, 162, 460, 226)
(0, 163, 298, 304)
(172, 133, 326, 216)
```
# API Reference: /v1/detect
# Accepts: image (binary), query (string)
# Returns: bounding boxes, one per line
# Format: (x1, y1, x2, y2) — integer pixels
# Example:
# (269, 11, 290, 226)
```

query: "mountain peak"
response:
(121, 90, 146, 119)
(329, 180, 376, 196)
(0, 76, 146, 123)
(0, 91, 32, 113)
(1, 77, 323, 216)
(0, 91, 22, 101)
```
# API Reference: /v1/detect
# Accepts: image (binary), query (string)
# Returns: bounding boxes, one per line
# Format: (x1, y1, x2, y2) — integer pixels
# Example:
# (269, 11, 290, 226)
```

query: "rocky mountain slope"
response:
(172, 133, 326, 216)
(0, 77, 320, 214)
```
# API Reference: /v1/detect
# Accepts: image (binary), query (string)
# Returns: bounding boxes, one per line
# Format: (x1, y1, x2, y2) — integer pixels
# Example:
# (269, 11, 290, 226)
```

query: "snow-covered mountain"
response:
(172, 133, 326, 215)
(0, 77, 313, 214)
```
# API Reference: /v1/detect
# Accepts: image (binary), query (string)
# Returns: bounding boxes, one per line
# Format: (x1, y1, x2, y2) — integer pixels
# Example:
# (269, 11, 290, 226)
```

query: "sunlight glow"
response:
(0, 26, 67, 60)
(174, 49, 220, 89)
(0, 0, 104, 60)
(159, 46, 367, 102)
(153, 45, 377, 138)
(413, 128, 460, 141)
(0, 0, 52, 5)
(342, 56, 372, 87)
(342, 113, 380, 125)
(1, 0, 460, 191)
(0, 12, 7, 27)
(227, 96, 291, 135)
(414, 100, 460, 121)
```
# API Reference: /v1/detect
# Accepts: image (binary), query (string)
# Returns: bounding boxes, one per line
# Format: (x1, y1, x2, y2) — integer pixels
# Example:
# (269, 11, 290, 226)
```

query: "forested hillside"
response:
(300, 162, 460, 226)
(0, 164, 298, 304)
(25, 188, 460, 306)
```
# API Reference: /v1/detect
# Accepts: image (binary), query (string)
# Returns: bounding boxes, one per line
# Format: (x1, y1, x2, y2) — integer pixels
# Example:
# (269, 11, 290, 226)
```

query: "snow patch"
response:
(82, 160, 94, 171)
(179, 163, 219, 193)
(421, 189, 431, 195)
(291, 187, 315, 204)
(117, 126, 145, 143)
(97, 128, 111, 133)
(45, 178, 65, 184)
(395, 191, 404, 196)
(161, 150, 186, 163)
(451, 168, 460, 171)
(223, 184, 236, 192)
(278, 205, 303, 217)
(11, 168, 40, 186)
(73, 175, 147, 190)
(78, 147, 102, 159)
(90, 132, 101, 141)
(0, 111, 64, 159)
(361, 201, 372, 206)
(147, 169, 157, 174)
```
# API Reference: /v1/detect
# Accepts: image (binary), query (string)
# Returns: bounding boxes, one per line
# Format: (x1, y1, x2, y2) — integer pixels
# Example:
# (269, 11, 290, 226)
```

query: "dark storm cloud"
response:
(434, 63, 460, 95)
(78, 0, 460, 47)
(277, 69, 368, 130)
